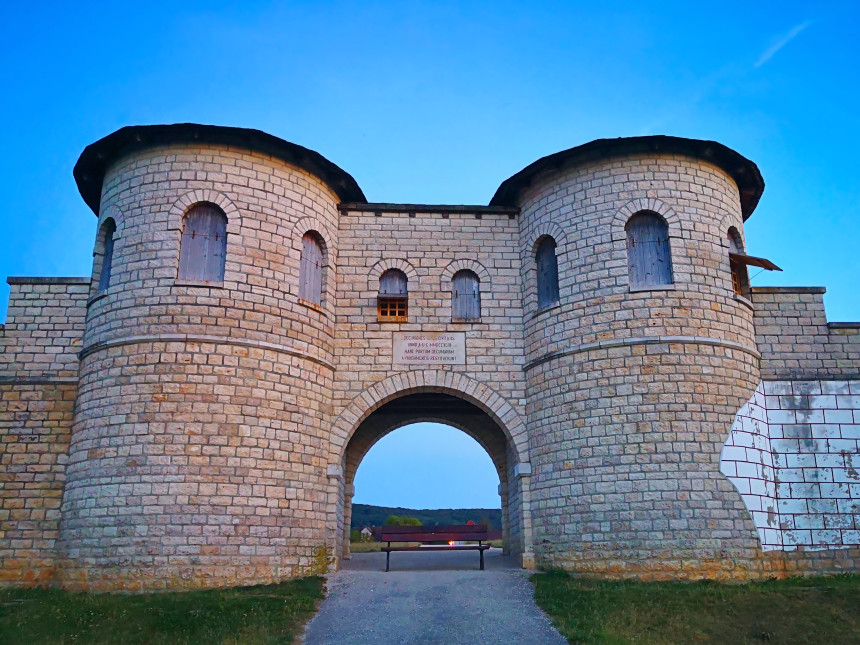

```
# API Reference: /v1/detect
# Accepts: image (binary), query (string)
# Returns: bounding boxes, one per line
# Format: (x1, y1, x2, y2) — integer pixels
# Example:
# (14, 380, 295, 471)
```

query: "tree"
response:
(384, 515, 421, 526)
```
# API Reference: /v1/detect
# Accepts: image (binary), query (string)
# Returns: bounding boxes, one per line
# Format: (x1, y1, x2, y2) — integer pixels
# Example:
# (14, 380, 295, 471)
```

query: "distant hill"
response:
(351, 504, 502, 530)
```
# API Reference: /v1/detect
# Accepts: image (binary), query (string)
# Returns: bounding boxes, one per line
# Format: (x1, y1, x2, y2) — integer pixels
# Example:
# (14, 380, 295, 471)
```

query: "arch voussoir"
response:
(332, 370, 529, 465)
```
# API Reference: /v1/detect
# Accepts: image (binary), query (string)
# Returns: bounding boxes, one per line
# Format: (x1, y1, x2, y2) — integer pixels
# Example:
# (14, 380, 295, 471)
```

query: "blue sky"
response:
(1, 2, 857, 509)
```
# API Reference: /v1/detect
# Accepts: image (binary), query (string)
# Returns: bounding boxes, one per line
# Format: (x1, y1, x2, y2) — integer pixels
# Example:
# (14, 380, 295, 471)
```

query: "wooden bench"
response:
(380, 524, 491, 572)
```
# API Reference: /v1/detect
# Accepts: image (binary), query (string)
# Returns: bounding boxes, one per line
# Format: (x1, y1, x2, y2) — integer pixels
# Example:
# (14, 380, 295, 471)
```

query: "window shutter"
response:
(627, 212, 672, 287)
(536, 238, 559, 309)
(453, 270, 480, 320)
(378, 269, 408, 321)
(380, 270, 407, 296)
(300, 233, 324, 305)
(98, 220, 116, 292)
(179, 204, 227, 282)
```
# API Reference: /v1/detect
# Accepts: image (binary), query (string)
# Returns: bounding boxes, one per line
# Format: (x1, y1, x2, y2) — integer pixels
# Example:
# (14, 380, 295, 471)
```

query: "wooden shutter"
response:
(536, 237, 559, 309)
(453, 270, 480, 320)
(179, 204, 227, 282)
(627, 213, 672, 287)
(727, 229, 748, 295)
(98, 220, 116, 292)
(300, 233, 324, 305)
(379, 270, 407, 296)
(378, 270, 408, 321)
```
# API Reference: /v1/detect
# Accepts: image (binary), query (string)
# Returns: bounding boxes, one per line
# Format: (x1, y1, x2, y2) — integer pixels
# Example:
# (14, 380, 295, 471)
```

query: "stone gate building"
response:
(2, 124, 859, 591)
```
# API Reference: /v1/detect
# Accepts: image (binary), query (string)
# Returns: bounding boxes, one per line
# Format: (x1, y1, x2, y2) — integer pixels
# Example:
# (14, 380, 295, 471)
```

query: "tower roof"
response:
(74, 123, 367, 214)
(490, 135, 764, 219)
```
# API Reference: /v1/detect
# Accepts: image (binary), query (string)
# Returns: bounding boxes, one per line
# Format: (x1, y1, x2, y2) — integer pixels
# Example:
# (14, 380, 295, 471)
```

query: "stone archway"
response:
(328, 373, 534, 569)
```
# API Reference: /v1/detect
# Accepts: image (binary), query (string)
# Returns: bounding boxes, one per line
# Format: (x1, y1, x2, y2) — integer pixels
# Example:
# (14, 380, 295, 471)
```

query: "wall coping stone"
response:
(6, 276, 90, 285)
(751, 286, 827, 294)
(339, 202, 519, 216)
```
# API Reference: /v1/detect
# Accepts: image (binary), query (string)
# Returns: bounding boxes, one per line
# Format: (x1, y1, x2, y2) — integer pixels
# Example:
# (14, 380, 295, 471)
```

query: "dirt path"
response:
(301, 549, 567, 644)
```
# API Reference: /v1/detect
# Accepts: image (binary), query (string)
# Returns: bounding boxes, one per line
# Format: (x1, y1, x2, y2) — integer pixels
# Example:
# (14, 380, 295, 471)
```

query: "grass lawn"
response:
(532, 571, 860, 645)
(0, 577, 324, 645)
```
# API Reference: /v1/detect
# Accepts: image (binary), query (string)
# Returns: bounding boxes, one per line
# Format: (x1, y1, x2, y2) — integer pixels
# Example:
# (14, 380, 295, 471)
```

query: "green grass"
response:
(532, 571, 860, 645)
(0, 577, 324, 645)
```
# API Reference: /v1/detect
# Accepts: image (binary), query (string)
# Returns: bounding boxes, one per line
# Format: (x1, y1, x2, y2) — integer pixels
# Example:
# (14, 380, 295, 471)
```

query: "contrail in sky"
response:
(755, 21, 812, 67)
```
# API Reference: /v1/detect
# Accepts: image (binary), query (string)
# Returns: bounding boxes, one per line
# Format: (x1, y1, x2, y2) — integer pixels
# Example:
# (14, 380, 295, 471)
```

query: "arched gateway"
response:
(329, 372, 534, 567)
(4, 124, 860, 592)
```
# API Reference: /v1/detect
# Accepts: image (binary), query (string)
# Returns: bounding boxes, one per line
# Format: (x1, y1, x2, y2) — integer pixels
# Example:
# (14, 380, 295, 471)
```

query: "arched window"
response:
(378, 269, 408, 321)
(178, 203, 227, 282)
(97, 218, 116, 292)
(300, 231, 325, 306)
(727, 228, 749, 296)
(452, 270, 480, 321)
(536, 236, 559, 310)
(626, 211, 672, 288)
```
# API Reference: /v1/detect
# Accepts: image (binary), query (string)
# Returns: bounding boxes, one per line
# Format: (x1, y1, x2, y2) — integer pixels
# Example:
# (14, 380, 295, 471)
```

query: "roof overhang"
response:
(489, 135, 764, 219)
(74, 123, 367, 215)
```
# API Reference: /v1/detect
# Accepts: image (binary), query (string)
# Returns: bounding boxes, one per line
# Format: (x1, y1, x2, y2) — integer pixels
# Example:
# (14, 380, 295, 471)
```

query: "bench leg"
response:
(480, 548, 485, 571)
(386, 550, 390, 572)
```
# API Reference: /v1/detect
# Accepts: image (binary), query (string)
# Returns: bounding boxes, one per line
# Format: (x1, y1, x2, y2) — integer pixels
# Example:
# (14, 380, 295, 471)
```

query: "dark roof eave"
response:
(489, 135, 764, 219)
(74, 123, 367, 215)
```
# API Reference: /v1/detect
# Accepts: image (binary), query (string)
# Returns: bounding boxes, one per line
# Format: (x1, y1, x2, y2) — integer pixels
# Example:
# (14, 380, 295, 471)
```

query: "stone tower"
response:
(58, 126, 364, 589)
(493, 138, 766, 578)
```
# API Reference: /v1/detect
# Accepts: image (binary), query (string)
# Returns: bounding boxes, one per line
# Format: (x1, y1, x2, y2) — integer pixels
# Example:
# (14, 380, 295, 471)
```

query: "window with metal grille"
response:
(98, 218, 116, 292)
(626, 211, 673, 288)
(378, 269, 408, 322)
(299, 231, 324, 305)
(536, 236, 560, 310)
(452, 270, 480, 320)
(178, 203, 227, 282)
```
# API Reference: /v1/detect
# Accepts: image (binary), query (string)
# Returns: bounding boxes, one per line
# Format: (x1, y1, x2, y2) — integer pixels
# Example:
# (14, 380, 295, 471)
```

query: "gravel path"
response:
(301, 549, 567, 644)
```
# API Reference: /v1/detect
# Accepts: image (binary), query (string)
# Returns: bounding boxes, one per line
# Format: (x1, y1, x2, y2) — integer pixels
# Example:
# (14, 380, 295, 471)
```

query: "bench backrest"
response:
(380, 524, 489, 542)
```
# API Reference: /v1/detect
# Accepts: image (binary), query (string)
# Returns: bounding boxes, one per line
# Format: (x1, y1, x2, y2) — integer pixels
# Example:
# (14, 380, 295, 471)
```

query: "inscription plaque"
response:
(393, 332, 466, 365)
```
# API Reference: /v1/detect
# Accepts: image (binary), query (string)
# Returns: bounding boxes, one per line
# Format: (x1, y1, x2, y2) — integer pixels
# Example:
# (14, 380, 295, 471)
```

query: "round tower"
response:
(495, 137, 766, 579)
(58, 125, 364, 590)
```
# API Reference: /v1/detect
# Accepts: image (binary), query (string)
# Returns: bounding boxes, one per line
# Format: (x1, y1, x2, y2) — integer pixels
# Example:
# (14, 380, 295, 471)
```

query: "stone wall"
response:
(0, 278, 88, 380)
(752, 287, 860, 380)
(0, 278, 87, 585)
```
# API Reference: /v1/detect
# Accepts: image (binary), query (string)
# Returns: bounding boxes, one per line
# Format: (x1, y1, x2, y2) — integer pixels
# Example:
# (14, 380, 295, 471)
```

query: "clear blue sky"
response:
(2, 2, 858, 508)
(353, 423, 498, 508)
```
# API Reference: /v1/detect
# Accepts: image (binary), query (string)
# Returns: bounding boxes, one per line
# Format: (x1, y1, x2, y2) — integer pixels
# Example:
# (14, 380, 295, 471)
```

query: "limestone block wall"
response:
(59, 143, 342, 591)
(720, 285, 860, 572)
(330, 206, 532, 563)
(520, 153, 764, 580)
(0, 278, 88, 379)
(0, 278, 87, 585)
(752, 287, 860, 380)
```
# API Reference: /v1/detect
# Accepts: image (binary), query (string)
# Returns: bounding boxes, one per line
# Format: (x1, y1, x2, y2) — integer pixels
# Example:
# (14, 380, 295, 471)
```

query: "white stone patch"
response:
(721, 380, 860, 551)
